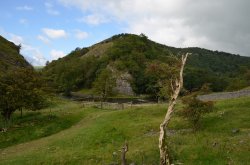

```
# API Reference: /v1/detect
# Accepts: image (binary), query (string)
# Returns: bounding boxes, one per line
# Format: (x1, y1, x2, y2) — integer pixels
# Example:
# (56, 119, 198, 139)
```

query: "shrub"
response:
(181, 97, 214, 131)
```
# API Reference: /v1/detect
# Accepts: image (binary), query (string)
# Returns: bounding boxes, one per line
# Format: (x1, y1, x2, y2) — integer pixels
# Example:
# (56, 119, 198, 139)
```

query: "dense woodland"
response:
(43, 33, 250, 96)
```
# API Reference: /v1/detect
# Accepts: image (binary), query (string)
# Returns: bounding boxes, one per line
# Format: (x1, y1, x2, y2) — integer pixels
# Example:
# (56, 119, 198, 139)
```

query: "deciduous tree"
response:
(92, 68, 116, 108)
(0, 68, 46, 123)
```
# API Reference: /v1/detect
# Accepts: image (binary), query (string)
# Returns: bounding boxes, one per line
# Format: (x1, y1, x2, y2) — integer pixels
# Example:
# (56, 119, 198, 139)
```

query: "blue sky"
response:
(1, 0, 249, 65)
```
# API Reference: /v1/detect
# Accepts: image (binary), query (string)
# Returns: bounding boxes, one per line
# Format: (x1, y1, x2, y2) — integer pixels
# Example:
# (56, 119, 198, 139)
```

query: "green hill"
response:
(43, 33, 250, 95)
(0, 35, 31, 73)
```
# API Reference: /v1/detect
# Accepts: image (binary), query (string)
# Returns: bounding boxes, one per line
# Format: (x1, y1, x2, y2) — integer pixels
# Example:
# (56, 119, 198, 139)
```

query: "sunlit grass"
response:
(0, 97, 249, 165)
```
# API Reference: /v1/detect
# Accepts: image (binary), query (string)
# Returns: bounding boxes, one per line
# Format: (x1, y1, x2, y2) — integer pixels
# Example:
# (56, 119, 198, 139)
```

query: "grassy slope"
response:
(0, 97, 249, 165)
(0, 98, 85, 149)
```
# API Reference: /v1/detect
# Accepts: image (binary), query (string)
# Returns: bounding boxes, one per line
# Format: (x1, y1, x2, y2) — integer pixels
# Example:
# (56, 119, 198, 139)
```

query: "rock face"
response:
(115, 72, 134, 96)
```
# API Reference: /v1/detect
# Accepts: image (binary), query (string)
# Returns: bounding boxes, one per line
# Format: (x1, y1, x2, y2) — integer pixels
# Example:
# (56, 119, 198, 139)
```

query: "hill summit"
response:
(43, 33, 250, 96)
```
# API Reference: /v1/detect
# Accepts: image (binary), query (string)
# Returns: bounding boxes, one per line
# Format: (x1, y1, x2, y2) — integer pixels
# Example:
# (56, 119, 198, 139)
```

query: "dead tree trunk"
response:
(121, 142, 128, 165)
(159, 53, 189, 165)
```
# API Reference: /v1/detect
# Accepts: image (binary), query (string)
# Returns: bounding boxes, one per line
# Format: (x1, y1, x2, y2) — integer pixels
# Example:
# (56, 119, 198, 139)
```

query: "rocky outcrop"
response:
(115, 72, 134, 96)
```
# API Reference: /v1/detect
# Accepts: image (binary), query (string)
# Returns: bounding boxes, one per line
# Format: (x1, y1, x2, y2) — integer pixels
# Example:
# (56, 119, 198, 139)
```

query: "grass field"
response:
(0, 97, 249, 165)
(0, 99, 85, 149)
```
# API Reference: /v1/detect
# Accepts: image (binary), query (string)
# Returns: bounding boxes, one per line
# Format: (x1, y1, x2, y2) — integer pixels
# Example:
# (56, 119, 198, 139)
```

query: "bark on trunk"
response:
(159, 53, 189, 165)
(121, 142, 128, 165)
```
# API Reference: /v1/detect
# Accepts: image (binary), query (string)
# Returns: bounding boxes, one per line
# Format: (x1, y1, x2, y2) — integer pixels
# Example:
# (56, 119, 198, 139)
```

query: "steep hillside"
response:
(0, 35, 31, 73)
(43, 33, 250, 95)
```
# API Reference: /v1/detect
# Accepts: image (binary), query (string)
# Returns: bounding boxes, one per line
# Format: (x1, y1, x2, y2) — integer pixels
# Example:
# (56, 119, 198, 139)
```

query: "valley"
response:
(0, 33, 249, 164)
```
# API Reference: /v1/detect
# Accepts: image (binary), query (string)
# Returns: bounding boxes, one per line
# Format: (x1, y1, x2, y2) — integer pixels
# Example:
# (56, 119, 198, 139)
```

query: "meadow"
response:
(0, 97, 249, 165)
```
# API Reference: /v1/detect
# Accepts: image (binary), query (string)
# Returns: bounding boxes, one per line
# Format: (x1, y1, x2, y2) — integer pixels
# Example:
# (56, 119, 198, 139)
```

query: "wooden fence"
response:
(81, 101, 133, 110)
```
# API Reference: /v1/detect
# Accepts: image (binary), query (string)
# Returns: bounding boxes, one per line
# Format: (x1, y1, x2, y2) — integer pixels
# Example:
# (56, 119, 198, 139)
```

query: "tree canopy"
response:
(92, 68, 116, 101)
(0, 68, 46, 121)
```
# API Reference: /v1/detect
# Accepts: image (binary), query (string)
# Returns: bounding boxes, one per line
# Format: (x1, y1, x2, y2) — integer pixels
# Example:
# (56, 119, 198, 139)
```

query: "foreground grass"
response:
(0, 97, 249, 164)
(0, 98, 85, 149)
(169, 97, 250, 164)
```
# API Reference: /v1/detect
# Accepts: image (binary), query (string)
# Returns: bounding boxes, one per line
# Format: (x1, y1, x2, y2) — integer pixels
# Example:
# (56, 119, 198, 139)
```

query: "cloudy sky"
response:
(0, 0, 249, 66)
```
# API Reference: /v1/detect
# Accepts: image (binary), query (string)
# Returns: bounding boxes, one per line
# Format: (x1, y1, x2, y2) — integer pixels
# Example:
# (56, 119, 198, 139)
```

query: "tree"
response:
(146, 59, 179, 102)
(92, 68, 116, 108)
(45, 61, 50, 66)
(0, 68, 46, 123)
(17, 44, 22, 53)
(158, 53, 189, 165)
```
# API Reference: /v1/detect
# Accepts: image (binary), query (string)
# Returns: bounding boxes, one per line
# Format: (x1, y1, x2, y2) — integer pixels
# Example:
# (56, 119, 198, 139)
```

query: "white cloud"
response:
(1, 32, 47, 66)
(42, 28, 67, 39)
(16, 5, 33, 11)
(74, 30, 88, 40)
(77, 14, 108, 25)
(37, 35, 51, 44)
(9, 33, 24, 45)
(58, 0, 250, 56)
(50, 49, 65, 60)
(45, 2, 60, 15)
(19, 18, 28, 25)
(21, 44, 47, 66)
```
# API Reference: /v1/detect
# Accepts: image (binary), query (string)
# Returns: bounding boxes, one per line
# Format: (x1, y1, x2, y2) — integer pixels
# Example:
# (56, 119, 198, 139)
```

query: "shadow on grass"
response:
(0, 110, 82, 149)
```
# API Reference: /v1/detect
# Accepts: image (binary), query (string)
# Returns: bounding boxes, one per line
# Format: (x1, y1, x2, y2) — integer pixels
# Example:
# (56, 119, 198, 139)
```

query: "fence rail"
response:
(81, 101, 133, 110)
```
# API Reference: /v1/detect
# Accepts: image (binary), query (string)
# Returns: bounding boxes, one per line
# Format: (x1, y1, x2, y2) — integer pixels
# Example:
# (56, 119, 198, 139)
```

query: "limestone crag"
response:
(115, 72, 134, 96)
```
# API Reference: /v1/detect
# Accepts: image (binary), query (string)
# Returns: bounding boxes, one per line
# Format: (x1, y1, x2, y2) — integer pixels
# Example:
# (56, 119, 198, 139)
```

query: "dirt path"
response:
(0, 111, 105, 160)
(197, 89, 250, 101)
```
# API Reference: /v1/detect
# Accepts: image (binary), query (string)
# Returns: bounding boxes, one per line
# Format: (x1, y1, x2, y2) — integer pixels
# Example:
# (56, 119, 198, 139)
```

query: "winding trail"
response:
(0, 110, 106, 161)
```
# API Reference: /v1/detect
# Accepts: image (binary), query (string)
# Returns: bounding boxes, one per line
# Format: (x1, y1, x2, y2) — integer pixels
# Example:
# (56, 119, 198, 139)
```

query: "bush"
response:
(181, 97, 214, 131)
